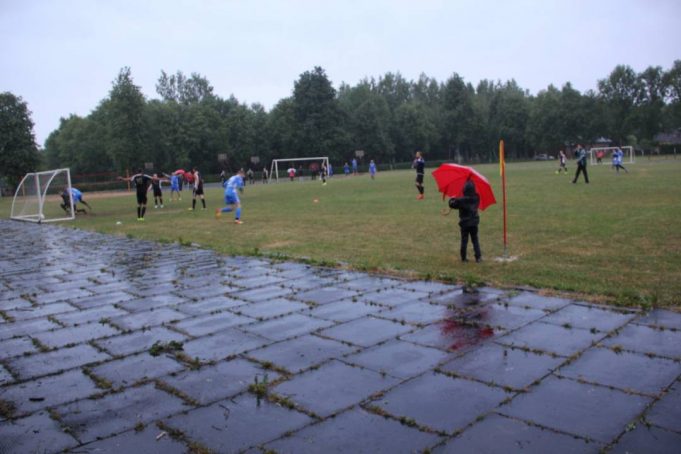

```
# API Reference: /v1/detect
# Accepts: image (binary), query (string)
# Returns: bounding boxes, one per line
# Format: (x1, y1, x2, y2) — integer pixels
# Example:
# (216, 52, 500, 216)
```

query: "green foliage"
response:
(0, 92, 40, 187)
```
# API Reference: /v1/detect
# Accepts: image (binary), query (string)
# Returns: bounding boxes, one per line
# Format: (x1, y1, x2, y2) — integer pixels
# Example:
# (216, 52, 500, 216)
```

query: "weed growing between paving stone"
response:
(0, 399, 17, 419)
(148, 340, 184, 357)
(82, 367, 113, 390)
(154, 380, 200, 406)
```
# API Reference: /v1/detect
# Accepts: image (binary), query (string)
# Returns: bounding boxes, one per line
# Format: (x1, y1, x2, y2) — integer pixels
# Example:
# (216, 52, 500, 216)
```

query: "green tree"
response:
(597, 65, 642, 143)
(0, 92, 40, 187)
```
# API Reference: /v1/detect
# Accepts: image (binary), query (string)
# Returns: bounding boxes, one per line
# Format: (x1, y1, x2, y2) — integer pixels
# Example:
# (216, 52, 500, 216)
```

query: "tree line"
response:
(2, 61, 680, 186)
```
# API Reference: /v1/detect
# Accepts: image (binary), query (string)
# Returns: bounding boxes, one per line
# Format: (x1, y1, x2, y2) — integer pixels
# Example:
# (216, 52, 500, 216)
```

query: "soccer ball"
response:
(116, 221, 122, 225)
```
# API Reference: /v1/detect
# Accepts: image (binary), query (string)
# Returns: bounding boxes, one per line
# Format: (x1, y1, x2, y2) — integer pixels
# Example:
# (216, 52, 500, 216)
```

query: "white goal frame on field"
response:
(589, 146, 635, 165)
(10, 168, 75, 223)
(269, 157, 330, 183)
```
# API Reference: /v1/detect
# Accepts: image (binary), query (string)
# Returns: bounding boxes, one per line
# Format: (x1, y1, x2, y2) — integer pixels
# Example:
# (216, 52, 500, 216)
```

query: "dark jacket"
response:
(448, 180, 480, 228)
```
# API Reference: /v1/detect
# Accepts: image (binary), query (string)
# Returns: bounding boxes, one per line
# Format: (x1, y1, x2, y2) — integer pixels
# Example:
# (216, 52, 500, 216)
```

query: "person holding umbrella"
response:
(449, 179, 482, 263)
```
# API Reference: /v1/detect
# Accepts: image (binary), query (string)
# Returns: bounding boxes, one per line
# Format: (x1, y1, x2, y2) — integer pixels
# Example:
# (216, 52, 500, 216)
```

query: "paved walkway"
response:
(0, 220, 679, 453)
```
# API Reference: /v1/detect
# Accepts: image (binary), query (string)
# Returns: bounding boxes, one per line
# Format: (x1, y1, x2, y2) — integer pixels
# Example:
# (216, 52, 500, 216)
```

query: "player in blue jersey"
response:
(215, 169, 245, 224)
(369, 160, 377, 179)
(612, 147, 628, 174)
(412, 151, 425, 199)
(167, 172, 182, 202)
(60, 187, 91, 214)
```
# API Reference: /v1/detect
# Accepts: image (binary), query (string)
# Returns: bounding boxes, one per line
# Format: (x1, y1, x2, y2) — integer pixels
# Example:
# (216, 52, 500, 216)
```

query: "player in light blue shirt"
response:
(369, 160, 377, 179)
(60, 187, 91, 214)
(612, 148, 628, 174)
(215, 169, 245, 224)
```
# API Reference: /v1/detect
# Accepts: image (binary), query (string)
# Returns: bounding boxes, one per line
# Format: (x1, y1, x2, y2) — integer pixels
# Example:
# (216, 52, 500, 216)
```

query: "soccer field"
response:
(2, 160, 680, 307)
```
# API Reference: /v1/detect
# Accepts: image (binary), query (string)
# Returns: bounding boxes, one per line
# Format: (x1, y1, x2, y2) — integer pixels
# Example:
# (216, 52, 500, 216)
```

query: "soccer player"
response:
(287, 167, 296, 181)
(352, 158, 358, 175)
(215, 169, 245, 224)
(572, 145, 589, 184)
(262, 167, 269, 183)
(189, 168, 206, 210)
(60, 187, 91, 214)
(151, 173, 166, 208)
(448, 180, 482, 263)
(612, 147, 628, 174)
(168, 172, 182, 202)
(343, 162, 350, 176)
(557, 150, 568, 174)
(320, 161, 328, 185)
(412, 151, 425, 199)
(369, 160, 377, 179)
(119, 170, 153, 221)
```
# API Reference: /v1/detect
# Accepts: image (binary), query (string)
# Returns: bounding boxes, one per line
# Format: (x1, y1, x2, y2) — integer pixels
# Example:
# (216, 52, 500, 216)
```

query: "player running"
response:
(189, 168, 206, 211)
(612, 148, 629, 174)
(557, 150, 568, 174)
(369, 160, 377, 179)
(412, 151, 425, 199)
(60, 187, 91, 214)
(215, 169, 245, 224)
(119, 170, 153, 221)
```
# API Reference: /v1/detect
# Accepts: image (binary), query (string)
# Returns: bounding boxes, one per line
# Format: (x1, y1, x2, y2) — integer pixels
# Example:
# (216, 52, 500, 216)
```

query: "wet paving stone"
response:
(0, 411, 79, 453)
(319, 316, 414, 347)
(0, 369, 99, 416)
(33, 322, 121, 349)
(248, 334, 357, 373)
(541, 304, 636, 332)
(33, 288, 92, 305)
(376, 301, 448, 325)
(265, 406, 442, 453)
(163, 393, 312, 453)
(91, 352, 185, 388)
(305, 298, 383, 322)
(171, 311, 254, 337)
(115, 294, 185, 313)
(233, 274, 286, 290)
(499, 375, 651, 443)
(440, 343, 564, 390)
(109, 307, 188, 331)
(93, 326, 188, 357)
(0, 336, 36, 361)
(557, 347, 681, 396)
(610, 424, 681, 454)
(461, 303, 548, 331)
(53, 305, 129, 327)
(56, 383, 188, 444)
(68, 291, 134, 310)
(398, 280, 460, 295)
(174, 295, 245, 315)
(345, 339, 450, 379)
(161, 358, 277, 405)
(234, 298, 309, 319)
(433, 413, 600, 453)
(0, 364, 14, 385)
(635, 309, 681, 330)
(69, 424, 188, 454)
(8, 344, 111, 380)
(495, 322, 603, 357)
(5, 301, 78, 322)
(602, 324, 681, 359)
(372, 372, 510, 434)
(338, 275, 402, 292)
(233, 284, 296, 303)
(182, 328, 271, 362)
(0, 297, 32, 311)
(400, 320, 498, 353)
(242, 313, 335, 342)
(0, 318, 60, 342)
(357, 288, 430, 307)
(504, 291, 572, 311)
(292, 286, 359, 305)
(646, 380, 681, 433)
(273, 360, 400, 417)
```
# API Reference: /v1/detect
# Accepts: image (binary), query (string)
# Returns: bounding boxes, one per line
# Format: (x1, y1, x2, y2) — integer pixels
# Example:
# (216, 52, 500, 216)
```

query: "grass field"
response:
(2, 160, 680, 308)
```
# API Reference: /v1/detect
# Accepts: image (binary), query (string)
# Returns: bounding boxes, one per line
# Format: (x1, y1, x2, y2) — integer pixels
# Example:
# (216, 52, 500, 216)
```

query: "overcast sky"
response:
(2, 0, 680, 146)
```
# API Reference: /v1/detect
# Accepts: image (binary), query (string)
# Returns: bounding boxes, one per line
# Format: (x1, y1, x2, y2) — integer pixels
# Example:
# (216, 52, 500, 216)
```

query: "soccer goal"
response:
(269, 157, 330, 183)
(589, 146, 635, 165)
(10, 168, 75, 223)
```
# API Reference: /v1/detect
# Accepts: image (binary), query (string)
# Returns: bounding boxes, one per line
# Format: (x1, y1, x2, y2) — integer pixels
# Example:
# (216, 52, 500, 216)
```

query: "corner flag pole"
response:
(500, 140, 508, 257)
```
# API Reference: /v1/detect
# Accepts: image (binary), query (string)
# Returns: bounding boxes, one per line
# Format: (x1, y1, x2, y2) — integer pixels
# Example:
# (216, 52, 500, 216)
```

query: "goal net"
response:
(269, 157, 330, 183)
(10, 168, 75, 223)
(589, 146, 635, 166)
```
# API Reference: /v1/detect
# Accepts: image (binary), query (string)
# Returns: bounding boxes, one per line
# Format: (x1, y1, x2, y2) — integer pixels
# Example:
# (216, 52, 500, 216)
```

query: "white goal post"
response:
(10, 168, 75, 223)
(269, 157, 330, 183)
(589, 146, 635, 165)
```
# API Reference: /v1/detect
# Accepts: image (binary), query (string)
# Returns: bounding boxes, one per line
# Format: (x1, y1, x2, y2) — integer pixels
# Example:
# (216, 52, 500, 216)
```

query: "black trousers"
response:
(573, 163, 589, 183)
(460, 225, 481, 261)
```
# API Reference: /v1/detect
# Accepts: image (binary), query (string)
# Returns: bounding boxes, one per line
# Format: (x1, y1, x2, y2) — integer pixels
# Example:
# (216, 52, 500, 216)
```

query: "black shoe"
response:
(476, 257, 482, 263)
(462, 258, 469, 263)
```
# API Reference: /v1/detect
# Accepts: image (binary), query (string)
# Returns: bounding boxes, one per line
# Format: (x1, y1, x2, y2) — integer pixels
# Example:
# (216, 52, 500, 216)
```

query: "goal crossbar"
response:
(589, 146, 635, 165)
(269, 157, 330, 183)
(10, 168, 75, 223)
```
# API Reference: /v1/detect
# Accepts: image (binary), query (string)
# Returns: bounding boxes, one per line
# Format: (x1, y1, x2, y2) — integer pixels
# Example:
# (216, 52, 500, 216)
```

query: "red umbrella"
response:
(173, 169, 186, 175)
(431, 163, 496, 211)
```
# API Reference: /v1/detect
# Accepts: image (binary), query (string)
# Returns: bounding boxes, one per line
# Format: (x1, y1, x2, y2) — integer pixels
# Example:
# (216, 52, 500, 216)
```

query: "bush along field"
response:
(2, 160, 679, 308)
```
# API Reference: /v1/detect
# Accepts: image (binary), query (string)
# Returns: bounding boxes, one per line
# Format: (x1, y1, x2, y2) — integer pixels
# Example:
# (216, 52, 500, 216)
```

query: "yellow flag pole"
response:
(500, 140, 508, 258)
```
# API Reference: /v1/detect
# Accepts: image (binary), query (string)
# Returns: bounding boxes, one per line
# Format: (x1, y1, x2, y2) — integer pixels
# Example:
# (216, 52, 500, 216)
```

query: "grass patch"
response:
(3, 161, 680, 307)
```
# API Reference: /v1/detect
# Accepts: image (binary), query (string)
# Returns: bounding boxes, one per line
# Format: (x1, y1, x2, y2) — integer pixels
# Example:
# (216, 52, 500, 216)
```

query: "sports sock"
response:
(137, 207, 141, 218)
(192, 199, 196, 209)
(201, 199, 206, 208)
(221, 207, 233, 213)
(236, 207, 241, 219)
(141, 206, 146, 218)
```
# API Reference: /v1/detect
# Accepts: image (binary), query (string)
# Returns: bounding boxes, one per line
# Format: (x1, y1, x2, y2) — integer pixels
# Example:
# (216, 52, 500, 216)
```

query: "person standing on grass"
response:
(352, 158, 358, 175)
(189, 168, 206, 211)
(118, 170, 153, 221)
(215, 168, 245, 224)
(344, 162, 350, 176)
(448, 179, 482, 263)
(150, 173, 167, 208)
(262, 167, 269, 183)
(320, 161, 328, 185)
(369, 160, 377, 179)
(168, 172, 182, 202)
(572, 145, 589, 184)
(413, 151, 425, 199)
(612, 147, 629, 174)
(557, 150, 568, 174)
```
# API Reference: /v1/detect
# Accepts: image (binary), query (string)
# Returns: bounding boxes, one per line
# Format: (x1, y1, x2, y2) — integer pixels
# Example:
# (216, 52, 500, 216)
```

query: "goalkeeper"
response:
(61, 187, 91, 214)
(215, 168, 245, 224)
